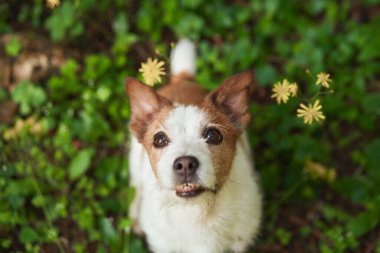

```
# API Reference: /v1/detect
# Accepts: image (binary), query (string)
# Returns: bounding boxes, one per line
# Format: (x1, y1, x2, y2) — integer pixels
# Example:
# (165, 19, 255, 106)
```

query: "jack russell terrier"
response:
(125, 39, 262, 253)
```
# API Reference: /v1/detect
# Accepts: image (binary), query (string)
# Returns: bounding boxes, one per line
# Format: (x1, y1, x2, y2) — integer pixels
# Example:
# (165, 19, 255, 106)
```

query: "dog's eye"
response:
(203, 128, 223, 145)
(153, 132, 169, 148)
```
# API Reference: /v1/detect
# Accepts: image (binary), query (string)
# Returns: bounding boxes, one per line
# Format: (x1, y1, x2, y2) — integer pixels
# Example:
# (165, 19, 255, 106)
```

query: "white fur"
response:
(170, 39, 196, 76)
(129, 105, 262, 253)
(157, 106, 215, 192)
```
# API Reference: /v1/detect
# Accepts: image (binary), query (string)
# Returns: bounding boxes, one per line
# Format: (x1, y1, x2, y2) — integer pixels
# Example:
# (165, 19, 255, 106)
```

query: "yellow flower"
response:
(3, 117, 43, 140)
(46, 0, 60, 8)
(288, 83, 298, 97)
(297, 100, 325, 124)
(316, 72, 332, 88)
(27, 117, 42, 134)
(271, 79, 291, 104)
(4, 129, 16, 140)
(139, 58, 165, 86)
(304, 160, 337, 183)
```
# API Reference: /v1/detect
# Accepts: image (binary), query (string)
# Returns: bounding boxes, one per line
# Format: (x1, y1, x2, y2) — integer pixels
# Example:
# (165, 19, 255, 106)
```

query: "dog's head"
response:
(126, 72, 254, 199)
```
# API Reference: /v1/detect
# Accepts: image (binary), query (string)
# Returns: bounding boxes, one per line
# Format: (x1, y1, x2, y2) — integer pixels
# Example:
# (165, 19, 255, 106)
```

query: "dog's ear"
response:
(204, 71, 255, 130)
(125, 77, 171, 139)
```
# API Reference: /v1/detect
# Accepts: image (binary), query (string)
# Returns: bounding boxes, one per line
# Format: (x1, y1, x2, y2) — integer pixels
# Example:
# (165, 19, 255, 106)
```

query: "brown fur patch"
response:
(158, 74, 208, 105)
(200, 105, 241, 188)
(140, 106, 174, 176)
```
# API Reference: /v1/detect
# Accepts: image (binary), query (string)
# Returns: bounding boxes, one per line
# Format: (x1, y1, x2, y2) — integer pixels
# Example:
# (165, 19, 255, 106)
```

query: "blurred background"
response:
(1, 0, 380, 252)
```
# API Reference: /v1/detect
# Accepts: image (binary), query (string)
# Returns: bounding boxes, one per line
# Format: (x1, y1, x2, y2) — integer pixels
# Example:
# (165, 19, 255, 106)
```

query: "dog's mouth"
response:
(175, 183, 205, 198)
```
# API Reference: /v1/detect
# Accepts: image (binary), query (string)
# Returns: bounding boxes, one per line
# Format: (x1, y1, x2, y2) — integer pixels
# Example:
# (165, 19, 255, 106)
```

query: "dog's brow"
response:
(205, 123, 229, 132)
(156, 119, 168, 130)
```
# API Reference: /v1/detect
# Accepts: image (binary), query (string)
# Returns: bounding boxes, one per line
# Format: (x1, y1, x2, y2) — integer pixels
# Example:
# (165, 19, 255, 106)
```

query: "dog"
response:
(125, 39, 262, 253)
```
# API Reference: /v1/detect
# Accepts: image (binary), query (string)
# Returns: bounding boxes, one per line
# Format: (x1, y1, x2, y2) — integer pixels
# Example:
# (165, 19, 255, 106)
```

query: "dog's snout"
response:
(173, 156, 199, 176)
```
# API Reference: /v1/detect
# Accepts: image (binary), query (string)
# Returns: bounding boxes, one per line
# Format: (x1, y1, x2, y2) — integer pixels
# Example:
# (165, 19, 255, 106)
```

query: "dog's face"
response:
(126, 72, 253, 199)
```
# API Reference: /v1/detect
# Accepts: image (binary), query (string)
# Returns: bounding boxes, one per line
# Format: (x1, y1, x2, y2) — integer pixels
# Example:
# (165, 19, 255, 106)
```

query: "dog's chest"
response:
(142, 201, 236, 252)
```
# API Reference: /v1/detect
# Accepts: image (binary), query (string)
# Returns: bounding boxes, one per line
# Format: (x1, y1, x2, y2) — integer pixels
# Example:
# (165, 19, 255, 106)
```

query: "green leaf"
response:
(45, 227, 59, 242)
(275, 228, 292, 246)
(68, 148, 95, 180)
(182, 0, 203, 8)
(362, 94, 380, 113)
(130, 237, 147, 253)
(256, 64, 277, 87)
(44, 1, 76, 41)
(74, 243, 85, 253)
(96, 246, 107, 253)
(365, 139, 380, 181)
(1, 238, 11, 249)
(11, 81, 46, 115)
(333, 176, 373, 203)
(75, 207, 94, 230)
(5, 37, 21, 57)
(174, 13, 204, 40)
(348, 209, 379, 237)
(19, 227, 39, 244)
(118, 218, 132, 230)
(61, 59, 79, 78)
(99, 217, 116, 244)
(69, 22, 84, 38)
(113, 13, 128, 34)
(31, 195, 45, 207)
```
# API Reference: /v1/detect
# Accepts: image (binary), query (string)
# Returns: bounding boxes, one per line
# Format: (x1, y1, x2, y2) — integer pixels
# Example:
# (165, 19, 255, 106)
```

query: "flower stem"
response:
(29, 165, 66, 253)
(21, 140, 66, 253)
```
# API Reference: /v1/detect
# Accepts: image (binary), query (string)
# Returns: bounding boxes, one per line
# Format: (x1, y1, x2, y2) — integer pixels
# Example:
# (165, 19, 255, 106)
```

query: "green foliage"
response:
(45, 1, 84, 41)
(275, 228, 292, 246)
(5, 36, 22, 56)
(11, 81, 46, 115)
(1, 0, 380, 252)
(68, 148, 95, 180)
(19, 227, 39, 244)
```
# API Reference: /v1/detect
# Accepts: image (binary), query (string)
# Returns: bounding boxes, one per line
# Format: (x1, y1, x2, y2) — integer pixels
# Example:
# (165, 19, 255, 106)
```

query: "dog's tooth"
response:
(176, 182, 203, 193)
(177, 184, 185, 191)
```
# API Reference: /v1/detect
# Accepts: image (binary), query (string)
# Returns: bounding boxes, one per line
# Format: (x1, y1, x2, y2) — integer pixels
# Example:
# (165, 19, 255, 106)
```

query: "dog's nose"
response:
(173, 156, 199, 177)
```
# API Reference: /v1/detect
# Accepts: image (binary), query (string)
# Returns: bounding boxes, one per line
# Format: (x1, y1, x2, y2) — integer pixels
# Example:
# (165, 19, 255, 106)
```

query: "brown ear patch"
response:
(204, 71, 255, 130)
(125, 77, 172, 140)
